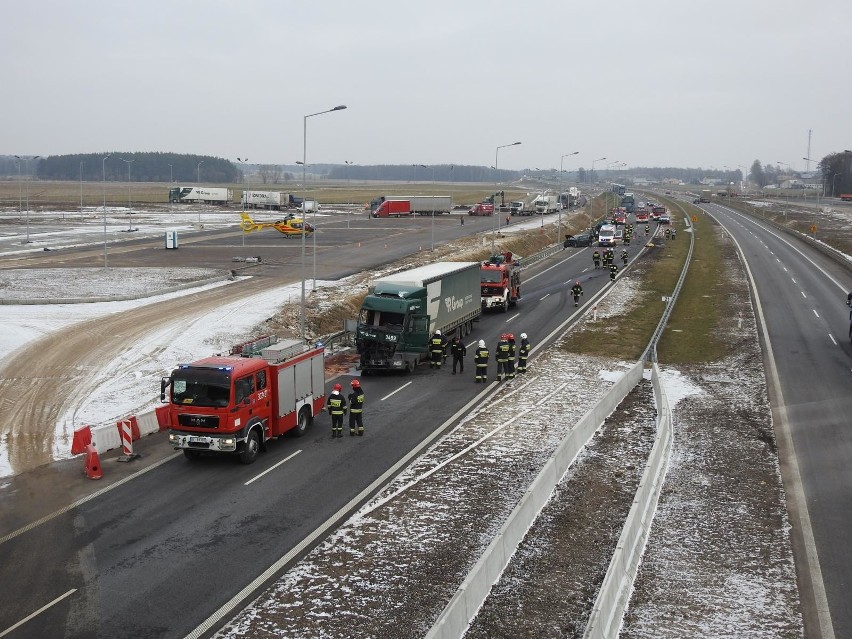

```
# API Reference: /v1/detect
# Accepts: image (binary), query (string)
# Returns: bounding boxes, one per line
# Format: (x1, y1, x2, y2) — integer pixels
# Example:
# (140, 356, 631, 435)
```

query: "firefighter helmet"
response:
(506, 333, 514, 341)
(333, 383, 342, 391)
(520, 333, 527, 340)
(478, 339, 485, 348)
(435, 329, 441, 336)
(351, 379, 360, 387)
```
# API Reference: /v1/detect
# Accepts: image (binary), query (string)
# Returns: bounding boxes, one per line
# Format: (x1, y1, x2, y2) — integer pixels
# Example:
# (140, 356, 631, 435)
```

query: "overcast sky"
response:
(3, 0, 849, 173)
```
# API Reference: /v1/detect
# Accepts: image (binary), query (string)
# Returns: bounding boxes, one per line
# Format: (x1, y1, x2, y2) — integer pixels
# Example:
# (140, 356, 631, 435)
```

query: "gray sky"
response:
(3, 0, 849, 172)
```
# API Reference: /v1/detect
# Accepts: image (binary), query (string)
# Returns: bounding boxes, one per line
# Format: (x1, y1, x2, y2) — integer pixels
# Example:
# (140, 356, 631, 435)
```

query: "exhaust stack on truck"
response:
(355, 262, 481, 373)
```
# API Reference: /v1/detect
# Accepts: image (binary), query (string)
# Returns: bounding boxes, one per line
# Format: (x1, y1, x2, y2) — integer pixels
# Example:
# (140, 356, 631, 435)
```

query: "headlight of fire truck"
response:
(221, 437, 236, 449)
(168, 433, 178, 444)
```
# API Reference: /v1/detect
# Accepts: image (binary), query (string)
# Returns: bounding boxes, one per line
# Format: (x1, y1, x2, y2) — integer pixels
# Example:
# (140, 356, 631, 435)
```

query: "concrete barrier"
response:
(583, 363, 672, 639)
(425, 359, 645, 638)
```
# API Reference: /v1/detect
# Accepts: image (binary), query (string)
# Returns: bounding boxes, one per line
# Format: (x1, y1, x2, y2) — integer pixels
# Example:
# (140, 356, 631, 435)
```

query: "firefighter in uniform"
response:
(610, 262, 618, 282)
(506, 333, 516, 380)
(474, 339, 489, 382)
(495, 333, 511, 381)
(429, 329, 445, 369)
(327, 383, 347, 438)
(348, 379, 365, 436)
(645, 224, 650, 237)
(571, 280, 583, 307)
(450, 335, 466, 374)
(592, 249, 601, 269)
(517, 333, 530, 373)
(622, 248, 628, 266)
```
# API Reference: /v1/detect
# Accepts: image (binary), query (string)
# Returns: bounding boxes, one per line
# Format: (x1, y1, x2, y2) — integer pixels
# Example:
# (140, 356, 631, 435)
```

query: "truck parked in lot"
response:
(699, 190, 712, 203)
(370, 195, 452, 216)
(169, 186, 233, 205)
(372, 199, 413, 217)
(159, 336, 326, 464)
(480, 252, 522, 312)
(559, 187, 580, 210)
(533, 194, 560, 214)
(355, 262, 481, 373)
(840, 194, 852, 202)
(510, 201, 526, 215)
(241, 191, 290, 210)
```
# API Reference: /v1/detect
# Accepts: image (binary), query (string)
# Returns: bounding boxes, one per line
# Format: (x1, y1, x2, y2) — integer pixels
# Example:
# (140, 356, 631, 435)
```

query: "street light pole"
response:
(590, 157, 606, 188)
(558, 151, 579, 243)
(102, 154, 110, 267)
(15, 155, 39, 243)
(196, 161, 205, 225)
(492, 142, 521, 253)
(80, 161, 85, 219)
(121, 158, 135, 231)
(237, 158, 249, 246)
(420, 164, 436, 250)
(300, 104, 347, 341)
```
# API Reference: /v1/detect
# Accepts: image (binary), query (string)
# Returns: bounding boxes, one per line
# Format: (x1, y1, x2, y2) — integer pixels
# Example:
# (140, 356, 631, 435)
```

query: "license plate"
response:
(189, 436, 206, 443)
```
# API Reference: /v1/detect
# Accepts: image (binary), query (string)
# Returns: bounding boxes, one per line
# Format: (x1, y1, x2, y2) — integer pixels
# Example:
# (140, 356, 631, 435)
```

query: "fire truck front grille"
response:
(177, 414, 220, 428)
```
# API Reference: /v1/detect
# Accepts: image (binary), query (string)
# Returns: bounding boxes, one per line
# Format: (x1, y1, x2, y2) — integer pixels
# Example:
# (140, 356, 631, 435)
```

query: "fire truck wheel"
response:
(239, 430, 260, 464)
(293, 407, 312, 437)
(183, 449, 201, 460)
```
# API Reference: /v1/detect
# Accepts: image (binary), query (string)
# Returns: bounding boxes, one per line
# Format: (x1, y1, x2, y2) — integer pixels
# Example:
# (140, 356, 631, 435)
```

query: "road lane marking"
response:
(0, 589, 76, 638)
(801, 291, 807, 298)
(791, 278, 797, 284)
(539, 293, 550, 301)
(505, 313, 520, 323)
(829, 334, 837, 345)
(244, 450, 302, 486)
(813, 309, 820, 318)
(381, 381, 412, 401)
(0, 453, 182, 546)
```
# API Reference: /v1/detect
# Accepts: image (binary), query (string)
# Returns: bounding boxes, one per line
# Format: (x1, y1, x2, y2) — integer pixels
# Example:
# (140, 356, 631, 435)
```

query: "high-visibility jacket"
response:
(348, 388, 364, 413)
(571, 285, 583, 298)
(519, 339, 530, 359)
(430, 334, 445, 355)
(474, 347, 489, 366)
(495, 340, 510, 362)
(327, 393, 347, 415)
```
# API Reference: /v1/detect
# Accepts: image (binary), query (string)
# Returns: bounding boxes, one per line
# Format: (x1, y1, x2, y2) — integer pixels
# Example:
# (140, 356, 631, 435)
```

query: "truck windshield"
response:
(172, 369, 231, 407)
(481, 271, 504, 283)
(359, 308, 406, 330)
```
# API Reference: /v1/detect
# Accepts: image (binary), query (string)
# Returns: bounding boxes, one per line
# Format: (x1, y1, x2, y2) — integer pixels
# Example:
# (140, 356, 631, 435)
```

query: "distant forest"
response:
(0, 152, 794, 186)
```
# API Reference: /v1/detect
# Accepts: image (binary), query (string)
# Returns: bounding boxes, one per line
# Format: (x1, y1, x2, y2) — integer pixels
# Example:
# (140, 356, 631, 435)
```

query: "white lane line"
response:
(244, 450, 302, 486)
(0, 452, 181, 546)
(783, 266, 788, 272)
(0, 589, 76, 638)
(539, 293, 551, 301)
(801, 291, 807, 298)
(505, 313, 520, 323)
(791, 278, 797, 284)
(381, 381, 412, 401)
(813, 309, 820, 319)
(829, 334, 837, 345)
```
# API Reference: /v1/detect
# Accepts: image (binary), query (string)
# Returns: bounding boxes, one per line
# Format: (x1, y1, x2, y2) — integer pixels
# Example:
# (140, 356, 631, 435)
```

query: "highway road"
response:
(0, 208, 638, 637)
(699, 202, 852, 639)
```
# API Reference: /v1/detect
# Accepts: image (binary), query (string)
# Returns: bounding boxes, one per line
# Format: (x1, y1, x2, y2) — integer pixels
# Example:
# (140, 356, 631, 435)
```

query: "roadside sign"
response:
(810, 224, 817, 234)
(691, 215, 698, 223)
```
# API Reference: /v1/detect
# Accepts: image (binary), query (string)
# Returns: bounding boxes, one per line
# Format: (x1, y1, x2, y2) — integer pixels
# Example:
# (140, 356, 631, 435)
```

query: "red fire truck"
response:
(159, 337, 326, 464)
(480, 251, 522, 312)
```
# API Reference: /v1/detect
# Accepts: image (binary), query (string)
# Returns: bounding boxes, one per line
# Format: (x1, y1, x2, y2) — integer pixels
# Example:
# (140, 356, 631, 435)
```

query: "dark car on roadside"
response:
(564, 233, 593, 248)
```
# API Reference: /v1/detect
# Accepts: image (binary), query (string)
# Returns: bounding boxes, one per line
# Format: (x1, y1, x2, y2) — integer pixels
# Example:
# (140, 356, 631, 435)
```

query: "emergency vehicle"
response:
(158, 337, 325, 463)
(481, 251, 522, 312)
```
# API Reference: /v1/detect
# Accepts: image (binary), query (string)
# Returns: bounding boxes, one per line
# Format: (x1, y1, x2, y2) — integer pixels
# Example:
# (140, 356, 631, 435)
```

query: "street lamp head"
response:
(332, 105, 347, 111)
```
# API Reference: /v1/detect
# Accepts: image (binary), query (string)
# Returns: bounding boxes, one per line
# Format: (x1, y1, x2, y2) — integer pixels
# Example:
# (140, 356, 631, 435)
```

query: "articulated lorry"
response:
(241, 190, 290, 209)
(533, 194, 560, 214)
(370, 195, 453, 216)
(699, 190, 712, 203)
(355, 262, 481, 373)
(481, 252, 522, 312)
(159, 336, 325, 464)
(169, 186, 233, 205)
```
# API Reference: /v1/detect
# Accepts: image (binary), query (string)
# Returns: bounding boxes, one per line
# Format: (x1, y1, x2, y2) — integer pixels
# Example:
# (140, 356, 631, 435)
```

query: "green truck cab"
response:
(356, 262, 481, 373)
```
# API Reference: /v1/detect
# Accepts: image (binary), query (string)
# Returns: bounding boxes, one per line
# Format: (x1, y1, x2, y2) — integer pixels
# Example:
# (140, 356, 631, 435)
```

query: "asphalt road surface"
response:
(700, 202, 852, 639)
(0, 209, 632, 638)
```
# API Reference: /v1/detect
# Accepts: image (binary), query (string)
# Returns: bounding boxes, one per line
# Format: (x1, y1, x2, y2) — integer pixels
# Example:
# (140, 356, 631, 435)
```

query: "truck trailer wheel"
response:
(292, 407, 312, 437)
(239, 430, 260, 464)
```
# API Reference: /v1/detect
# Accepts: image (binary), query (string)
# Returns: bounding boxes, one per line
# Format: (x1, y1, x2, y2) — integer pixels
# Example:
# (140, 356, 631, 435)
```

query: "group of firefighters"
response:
(326, 378, 366, 438)
(592, 248, 628, 283)
(426, 329, 532, 383)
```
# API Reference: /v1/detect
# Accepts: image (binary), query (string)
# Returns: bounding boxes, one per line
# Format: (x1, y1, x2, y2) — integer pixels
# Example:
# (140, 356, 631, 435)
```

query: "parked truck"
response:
(509, 201, 526, 216)
(840, 194, 852, 202)
(241, 190, 290, 210)
(699, 189, 712, 203)
(169, 186, 233, 205)
(481, 251, 522, 312)
(158, 336, 326, 464)
(533, 194, 560, 214)
(372, 199, 413, 218)
(370, 195, 452, 216)
(468, 202, 494, 216)
(355, 262, 481, 373)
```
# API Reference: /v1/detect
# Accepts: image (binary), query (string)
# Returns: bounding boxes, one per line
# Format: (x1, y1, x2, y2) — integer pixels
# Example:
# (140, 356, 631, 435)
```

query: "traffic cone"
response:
(84, 444, 103, 480)
(71, 425, 92, 455)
